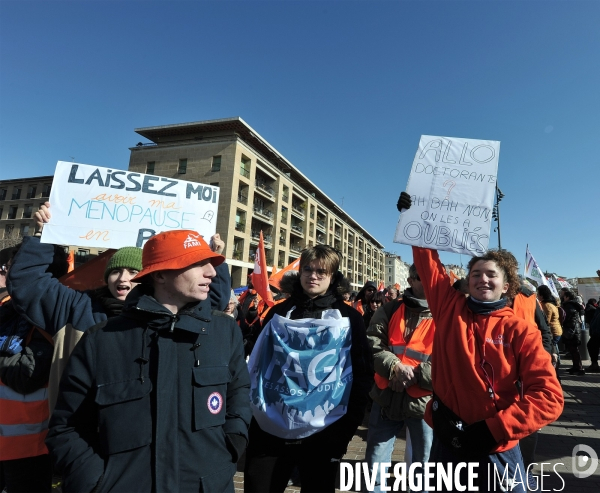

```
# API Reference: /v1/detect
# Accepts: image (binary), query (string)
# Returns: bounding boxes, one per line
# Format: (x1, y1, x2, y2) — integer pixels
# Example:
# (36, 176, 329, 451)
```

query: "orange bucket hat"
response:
(133, 230, 224, 283)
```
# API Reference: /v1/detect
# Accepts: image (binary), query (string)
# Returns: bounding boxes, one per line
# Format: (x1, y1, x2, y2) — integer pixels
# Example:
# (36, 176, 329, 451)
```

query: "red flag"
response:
(59, 249, 115, 291)
(67, 250, 75, 272)
(269, 258, 301, 290)
(251, 231, 274, 307)
(394, 283, 400, 291)
(378, 281, 385, 292)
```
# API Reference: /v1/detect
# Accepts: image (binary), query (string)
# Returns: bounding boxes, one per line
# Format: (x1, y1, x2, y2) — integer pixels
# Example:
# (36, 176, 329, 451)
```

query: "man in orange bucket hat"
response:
(47, 230, 251, 493)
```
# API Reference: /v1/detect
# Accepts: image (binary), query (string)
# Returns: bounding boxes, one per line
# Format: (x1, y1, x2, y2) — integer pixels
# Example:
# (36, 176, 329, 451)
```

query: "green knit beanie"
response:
(104, 247, 143, 282)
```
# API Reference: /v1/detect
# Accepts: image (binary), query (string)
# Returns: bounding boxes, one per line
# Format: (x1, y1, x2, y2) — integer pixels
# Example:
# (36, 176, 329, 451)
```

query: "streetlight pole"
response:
(492, 184, 505, 250)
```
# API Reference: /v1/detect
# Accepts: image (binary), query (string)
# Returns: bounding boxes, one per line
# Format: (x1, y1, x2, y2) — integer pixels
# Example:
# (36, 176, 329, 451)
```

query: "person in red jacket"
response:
(397, 192, 563, 492)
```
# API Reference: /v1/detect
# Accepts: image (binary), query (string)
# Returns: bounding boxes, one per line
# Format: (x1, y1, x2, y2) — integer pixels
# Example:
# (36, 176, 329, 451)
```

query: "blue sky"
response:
(1, 0, 598, 277)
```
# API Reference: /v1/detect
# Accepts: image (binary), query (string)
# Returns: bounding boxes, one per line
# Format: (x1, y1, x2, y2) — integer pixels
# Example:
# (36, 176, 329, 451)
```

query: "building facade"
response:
(128, 117, 385, 288)
(384, 253, 410, 291)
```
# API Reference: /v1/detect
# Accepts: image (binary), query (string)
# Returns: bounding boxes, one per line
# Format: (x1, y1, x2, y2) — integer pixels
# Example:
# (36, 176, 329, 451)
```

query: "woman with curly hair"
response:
(397, 193, 563, 492)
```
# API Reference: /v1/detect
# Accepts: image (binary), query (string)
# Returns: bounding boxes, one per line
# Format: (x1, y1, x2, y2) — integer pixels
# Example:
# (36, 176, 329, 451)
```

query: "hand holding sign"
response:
(394, 135, 500, 257)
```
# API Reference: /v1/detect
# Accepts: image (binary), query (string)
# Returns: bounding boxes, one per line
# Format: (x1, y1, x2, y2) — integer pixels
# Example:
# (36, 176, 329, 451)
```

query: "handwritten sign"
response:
(394, 135, 500, 256)
(41, 161, 220, 248)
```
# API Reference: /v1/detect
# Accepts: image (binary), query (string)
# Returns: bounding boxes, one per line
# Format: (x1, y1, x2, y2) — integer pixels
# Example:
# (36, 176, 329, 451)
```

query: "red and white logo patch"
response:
(207, 392, 223, 414)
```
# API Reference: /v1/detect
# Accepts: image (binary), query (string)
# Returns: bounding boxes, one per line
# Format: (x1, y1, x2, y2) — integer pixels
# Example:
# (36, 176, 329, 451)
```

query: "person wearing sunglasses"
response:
(364, 263, 435, 493)
(244, 245, 373, 493)
(353, 280, 378, 315)
(363, 291, 386, 327)
(397, 192, 563, 492)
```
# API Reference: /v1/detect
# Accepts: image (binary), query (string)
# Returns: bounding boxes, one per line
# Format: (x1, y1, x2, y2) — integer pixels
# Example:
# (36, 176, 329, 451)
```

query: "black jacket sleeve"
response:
(534, 304, 553, 354)
(46, 329, 105, 493)
(210, 263, 232, 312)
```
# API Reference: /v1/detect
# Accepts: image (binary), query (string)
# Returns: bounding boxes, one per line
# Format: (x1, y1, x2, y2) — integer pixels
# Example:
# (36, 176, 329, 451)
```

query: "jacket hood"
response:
(356, 281, 378, 302)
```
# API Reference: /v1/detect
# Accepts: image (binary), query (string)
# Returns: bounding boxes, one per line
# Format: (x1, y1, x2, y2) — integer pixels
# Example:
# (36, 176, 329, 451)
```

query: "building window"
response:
(75, 249, 90, 264)
(282, 186, 289, 203)
(11, 187, 21, 200)
(20, 224, 29, 236)
(240, 156, 251, 179)
(235, 210, 246, 232)
(211, 156, 222, 172)
(0, 189, 6, 201)
(310, 204, 315, 219)
(8, 205, 18, 220)
(42, 183, 51, 197)
(22, 204, 33, 219)
(280, 206, 288, 225)
(0, 207, 3, 219)
(146, 161, 155, 174)
(178, 159, 187, 174)
(27, 185, 37, 199)
(5, 224, 15, 238)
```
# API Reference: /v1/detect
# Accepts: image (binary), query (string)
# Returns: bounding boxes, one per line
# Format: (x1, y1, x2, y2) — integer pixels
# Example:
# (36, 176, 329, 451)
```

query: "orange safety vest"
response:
(0, 323, 52, 460)
(513, 292, 537, 325)
(353, 300, 365, 315)
(374, 303, 435, 398)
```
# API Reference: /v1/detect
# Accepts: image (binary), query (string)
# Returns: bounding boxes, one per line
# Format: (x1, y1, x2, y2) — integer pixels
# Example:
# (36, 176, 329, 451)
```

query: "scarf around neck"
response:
(467, 296, 508, 315)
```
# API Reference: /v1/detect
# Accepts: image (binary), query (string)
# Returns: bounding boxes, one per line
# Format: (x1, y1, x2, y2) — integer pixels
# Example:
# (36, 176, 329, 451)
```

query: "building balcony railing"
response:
(290, 225, 304, 236)
(316, 236, 325, 244)
(232, 250, 243, 261)
(279, 238, 286, 247)
(291, 205, 305, 217)
(250, 230, 272, 244)
(334, 231, 341, 239)
(240, 167, 251, 179)
(235, 222, 246, 232)
(290, 243, 302, 253)
(316, 220, 326, 232)
(253, 207, 274, 223)
(238, 193, 248, 205)
(255, 181, 275, 198)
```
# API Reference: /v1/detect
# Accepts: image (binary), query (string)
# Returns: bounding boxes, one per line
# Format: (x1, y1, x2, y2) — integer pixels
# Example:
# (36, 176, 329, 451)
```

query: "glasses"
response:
(301, 266, 329, 279)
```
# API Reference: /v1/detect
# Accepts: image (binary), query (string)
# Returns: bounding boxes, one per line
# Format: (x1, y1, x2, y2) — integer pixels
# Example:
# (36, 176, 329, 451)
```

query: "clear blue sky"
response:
(1, 0, 598, 278)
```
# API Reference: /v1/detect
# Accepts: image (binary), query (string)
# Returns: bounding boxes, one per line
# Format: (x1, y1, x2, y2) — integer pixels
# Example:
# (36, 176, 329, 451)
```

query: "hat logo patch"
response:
(183, 233, 202, 249)
(207, 392, 223, 414)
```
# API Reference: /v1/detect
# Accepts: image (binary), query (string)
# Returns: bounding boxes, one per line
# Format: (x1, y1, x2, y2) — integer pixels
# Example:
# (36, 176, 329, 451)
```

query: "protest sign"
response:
(577, 277, 600, 304)
(394, 135, 500, 256)
(42, 161, 220, 248)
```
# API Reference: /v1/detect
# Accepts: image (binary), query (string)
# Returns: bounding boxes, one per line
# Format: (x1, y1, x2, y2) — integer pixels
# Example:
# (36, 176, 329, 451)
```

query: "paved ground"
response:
(234, 358, 600, 492)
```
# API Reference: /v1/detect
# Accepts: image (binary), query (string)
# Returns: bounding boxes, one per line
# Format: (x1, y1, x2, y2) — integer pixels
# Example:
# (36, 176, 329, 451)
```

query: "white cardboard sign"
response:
(41, 161, 219, 248)
(394, 135, 500, 256)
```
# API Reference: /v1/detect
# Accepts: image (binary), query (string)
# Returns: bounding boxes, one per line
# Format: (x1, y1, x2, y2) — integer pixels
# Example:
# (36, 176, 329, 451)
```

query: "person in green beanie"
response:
(103, 246, 143, 301)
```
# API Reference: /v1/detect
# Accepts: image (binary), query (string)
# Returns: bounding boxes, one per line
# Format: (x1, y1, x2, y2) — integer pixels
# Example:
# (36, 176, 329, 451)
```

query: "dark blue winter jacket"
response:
(46, 288, 251, 493)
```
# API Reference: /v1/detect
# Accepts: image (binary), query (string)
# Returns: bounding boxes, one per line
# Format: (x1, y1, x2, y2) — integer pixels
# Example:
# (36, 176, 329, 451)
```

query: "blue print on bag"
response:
(248, 309, 353, 439)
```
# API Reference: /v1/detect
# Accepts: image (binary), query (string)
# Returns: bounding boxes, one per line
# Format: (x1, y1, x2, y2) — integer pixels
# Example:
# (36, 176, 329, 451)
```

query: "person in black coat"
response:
(46, 230, 251, 493)
(560, 290, 585, 375)
(244, 245, 373, 493)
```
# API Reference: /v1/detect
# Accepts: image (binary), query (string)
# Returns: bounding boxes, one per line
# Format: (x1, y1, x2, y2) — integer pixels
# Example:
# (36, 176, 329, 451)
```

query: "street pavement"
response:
(235, 358, 600, 493)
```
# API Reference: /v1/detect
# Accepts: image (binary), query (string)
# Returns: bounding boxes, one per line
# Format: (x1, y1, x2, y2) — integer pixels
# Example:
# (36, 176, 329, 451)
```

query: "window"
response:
(75, 249, 90, 264)
(235, 210, 246, 232)
(310, 205, 315, 219)
(22, 204, 33, 219)
(20, 224, 29, 236)
(240, 156, 251, 179)
(211, 156, 222, 172)
(42, 183, 51, 197)
(0, 207, 3, 219)
(178, 159, 187, 174)
(5, 224, 14, 238)
(146, 161, 155, 174)
(282, 185, 289, 203)
(8, 205, 18, 220)
(0, 189, 6, 201)
(27, 185, 37, 199)
(11, 187, 21, 200)
(280, 206, 288, 225)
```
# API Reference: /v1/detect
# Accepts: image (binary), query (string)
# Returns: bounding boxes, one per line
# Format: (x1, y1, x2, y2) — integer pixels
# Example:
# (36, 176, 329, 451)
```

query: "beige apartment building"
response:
(128, 117, 385, 289)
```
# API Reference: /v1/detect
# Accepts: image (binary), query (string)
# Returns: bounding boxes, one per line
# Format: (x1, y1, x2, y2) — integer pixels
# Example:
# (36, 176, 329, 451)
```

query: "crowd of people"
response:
(0, 198, 597, 492)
